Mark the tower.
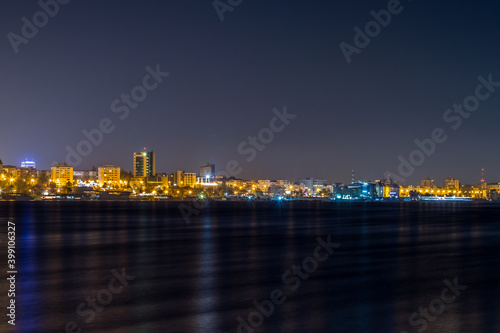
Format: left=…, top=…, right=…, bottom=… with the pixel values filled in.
left=133, top=150, right=156, bottom=177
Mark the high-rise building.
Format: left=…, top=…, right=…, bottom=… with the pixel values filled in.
left=98, top=165, right=121, bottom=187
left=21, top=160, right=36, bottom=169
left=133, top=151, right=155, bottom=177
left=199, top=163, right=215, bottom=178
left=51, top=163, right=74, bottom=188
left=19, top=160, right=37, bottom=178
left=444, top=177, right=460, bottom=190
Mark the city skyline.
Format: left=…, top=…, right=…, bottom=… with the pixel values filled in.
left=1, top=2, right=500, bottom=332
left=1, top=1, right=500, bottom=184
left=0, top=153, right=495, bottom=187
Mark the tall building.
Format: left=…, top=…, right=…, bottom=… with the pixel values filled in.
left=420, top=177, right=435, bottom=188
left=98, top=165, right=121, bottom=187
left=21, top=160, right=36, bottom=169
left=199, top=163, right=215, bottom=178
left=173, top=170, right=197, bottom=187
left=444, top=177, right=460, bottom=190
left=51, top=163, right=74, bottom=188
left=19, top=160, right=37, bottom=178
left=133, top=151, right=155, bottom=177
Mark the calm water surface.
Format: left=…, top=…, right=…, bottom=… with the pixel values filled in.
left=0, top=201, right=499, bottom=333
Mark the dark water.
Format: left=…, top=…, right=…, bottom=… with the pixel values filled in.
left=1, top=201, right=499, bottom=333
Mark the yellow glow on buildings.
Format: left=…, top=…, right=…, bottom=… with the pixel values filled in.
left=51, top=164, right=73, bottom=188
left=399, top=185, right=488, bottom=198
left=133, top=151, right=155, bottom=177
left=98, top=165, right=121, bottom=187
left=173, top=170, right=197, bottom=187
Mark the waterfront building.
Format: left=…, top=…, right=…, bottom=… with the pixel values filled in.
left=277, top=180, right=291, bottom=188
left=199, top=163, right=215, bottom=178
left=444, top=177, right=460, bottom=190
left=488, top=183, right=500, bottom=200
left=297, top=178, right=329, bottom=195
left=382, top=176, right=399, bottom=198
left=51, top=163, right=74, bottom=188
left=197, top=176, right=217, bottom=186
left=173, top=170, right=197, bottom=187
left=129, top=177, right=145, bottom=191
left=98, top=165, right=121, bottom=187
left=146, top=175, right=170, bottom=190
left=257, top=180, right=271, bottom=191
left=133, top=151, right=156, bottom=177
left=420, top=177, right=435, bottom=188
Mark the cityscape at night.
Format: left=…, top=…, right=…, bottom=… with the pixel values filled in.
left=0, top=154, right=499, bottom=201
left=1, top=1, right=500, bottom=333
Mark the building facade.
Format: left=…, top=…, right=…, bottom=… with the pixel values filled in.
left=73, top=170, right=98, bottom=183
left=98, top=165, right=121, bottom=187
left=51, top=164, right=74, bottom=188
left=173, top=170, right=197, bottom=187
left=420, top=177, right=435, bottom=188
left=199, top=163, right=215, bottom=178
left=133, top=151, right=156, bottom=177
left=21, top=160, right=36, bottom=169
left=444, top=177, right=460, bottom=190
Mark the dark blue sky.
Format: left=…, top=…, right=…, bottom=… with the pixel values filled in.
left=1, top=0, right=499, bottom=184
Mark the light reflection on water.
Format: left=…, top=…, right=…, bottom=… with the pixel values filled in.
left=0, top=201, right=499, bottom=333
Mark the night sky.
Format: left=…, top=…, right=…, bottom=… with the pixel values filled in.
left=1, top=0, right=499, bottom=184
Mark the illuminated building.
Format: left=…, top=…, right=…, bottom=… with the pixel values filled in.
left=199, top=163, right=215, bottom=178
left=98, top=165, right=121, bottom=187
left=129, top=177, right=145, bottom=190
left=146, top=175, right=171, bottom=189
left=461, top=184, right=483, bottom=198
left=197, top=176, right=217, bottom=186
left=488, top=183, right=500, bottom=200
left=19, top=159, right=37, bottom=178
left=297, top=178, right=329, bottom=195
left=444, top=177, right=460, bottom=190
left=382, top=175, right=399, bottom=198
left=346, top=182, right=362, bottom=198
left=2, top=164, right=18, bottom=176
left=420, top=177, right=435, bottom=188
left=21, top=160, right=36, bottom=169
left=73, top=170, right=98, bottom=182
left=277, top=180, right=291, bottom=188
left=257, top=180, right=272, bottom=191
left=173, top=170, right=197, bottom=187
left=51, top=163, right=74, bottom=188
left=133, top=150, right=156, bottom=177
